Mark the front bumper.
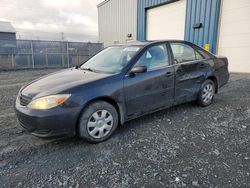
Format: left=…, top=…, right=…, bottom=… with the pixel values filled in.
left=15, top=102, right=81, bottom=138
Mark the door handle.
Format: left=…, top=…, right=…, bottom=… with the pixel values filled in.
left=199, top=63, right=206, bottom=68
left=165, top=71, right=173, bottom=77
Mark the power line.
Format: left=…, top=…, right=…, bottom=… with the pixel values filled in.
left=15, top=28, right=97, bottom=37
left=0, top=17, right=98, bottom=30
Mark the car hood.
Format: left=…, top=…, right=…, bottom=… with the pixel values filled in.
left=21, top=68, right=111, bottom=99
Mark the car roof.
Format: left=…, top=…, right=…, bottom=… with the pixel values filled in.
left=109, top=40, right=216, bottom=58
left=112, top=40, right=187, bottom=47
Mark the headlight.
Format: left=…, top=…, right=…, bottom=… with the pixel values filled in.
left=27, top=94, right=71, bottom=110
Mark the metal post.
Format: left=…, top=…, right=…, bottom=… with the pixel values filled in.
left=8, top=55, right=11, bottom=69
left=45, top=53, right=48, bottom=68
left=66, top=42, right=70, bottom=67
left=30, top=41, right=35, bottom=69
left=11, top=54, right=15, bottom=68
left=77, top=55, right=80, bottom=65
left=61, top=54, right=64, bottom=67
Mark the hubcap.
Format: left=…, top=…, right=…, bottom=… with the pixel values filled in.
left=202, top=83, right=214, bottom=103
left=87, top=110, right=113, bottom=139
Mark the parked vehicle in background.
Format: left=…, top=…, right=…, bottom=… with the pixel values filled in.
left=15, top=40, right=229, bottom=143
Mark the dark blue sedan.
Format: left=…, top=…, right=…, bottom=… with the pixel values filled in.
left=15, top=40, right=229, bottom=143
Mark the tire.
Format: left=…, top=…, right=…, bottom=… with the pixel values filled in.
left=197, top=79, right=215, bottom=107
left=78, top=101, right=118, bottom=143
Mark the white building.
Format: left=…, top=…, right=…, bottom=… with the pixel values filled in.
left=98, top=0, right=250, bottom=73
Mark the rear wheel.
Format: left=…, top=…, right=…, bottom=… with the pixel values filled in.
left=197, top=79, right=215, bottom=107
left=78, top=101, right=118, bottom=143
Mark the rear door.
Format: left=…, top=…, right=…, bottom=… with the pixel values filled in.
left=169, top=42, right=209, bottom=104
left=124, top=43, right=175, bottom=118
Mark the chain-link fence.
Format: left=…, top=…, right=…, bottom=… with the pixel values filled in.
left=0, top=40, right=103, bottom=70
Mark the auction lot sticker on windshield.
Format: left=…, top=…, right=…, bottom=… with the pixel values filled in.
left=123, top=47, right=140, bottom=52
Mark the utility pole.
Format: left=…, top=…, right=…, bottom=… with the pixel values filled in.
left=61, top=32, right=65, bottom=41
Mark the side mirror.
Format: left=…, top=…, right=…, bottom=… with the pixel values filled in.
left=174, top=59, right=179, bottom=64
left=129, top=66, right=147, bottom=76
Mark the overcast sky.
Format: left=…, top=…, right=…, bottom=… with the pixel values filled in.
left=0, top=0, right=103, bottom=42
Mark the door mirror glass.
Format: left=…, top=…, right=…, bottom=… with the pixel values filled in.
left=129, top=66, right=147, bottom=75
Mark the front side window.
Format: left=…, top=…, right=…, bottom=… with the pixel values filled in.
left=135, top=44, right=169, bottom=71
left=170, top=43, right=204, bottom=64
left=81, top=46, right=141, bottom=73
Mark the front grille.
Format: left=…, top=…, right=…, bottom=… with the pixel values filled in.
left=19, top=94, right=32, bottom=106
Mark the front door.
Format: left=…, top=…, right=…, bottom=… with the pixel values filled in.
left=124, top=43, right=175, bottom=118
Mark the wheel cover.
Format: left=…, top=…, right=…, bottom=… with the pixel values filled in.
left=202, top=83, right=214, bottom=103
left=87, top=110, right=113, bottom=139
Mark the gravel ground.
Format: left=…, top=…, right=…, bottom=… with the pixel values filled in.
left=0, top=69, right=249, bottom=188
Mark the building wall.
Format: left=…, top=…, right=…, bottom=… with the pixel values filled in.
left=137, top=0, right=221, bottom=54
left=98, top=0, right=249, bottom=72
left=185, top=0, right=221, bottom=54
left=98, top=0, right=137, bottom=47
left=0, top=32, right=16, bottom=40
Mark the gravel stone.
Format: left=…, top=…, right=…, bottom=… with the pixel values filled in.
left=0, top=70, right=249, bottom=187
left=192, top=181, right=199, bottom=186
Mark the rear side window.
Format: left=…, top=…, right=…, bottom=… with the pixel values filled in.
left=196, top=48, right=212, bottom=59
left=135, top=44, right=169, bottom=71
left=170, top=43, right=204, bottom=64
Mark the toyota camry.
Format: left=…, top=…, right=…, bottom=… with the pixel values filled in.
left=15, top=40, right=229, bottom=143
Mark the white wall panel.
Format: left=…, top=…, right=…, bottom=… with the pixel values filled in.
left=98, top=0, right=137, bottom=47
left=218, top=0, right=250, bottom=72
left=146, top=0, right=186, bottom=40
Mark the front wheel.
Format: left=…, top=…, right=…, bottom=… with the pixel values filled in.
left=78, top=101, right=118, bottom=143
left=197, top=79, right=215, bottom=107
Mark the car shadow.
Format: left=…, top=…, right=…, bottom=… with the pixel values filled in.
left=29, top=100, right=210, bottom=149
left=114, top=101, right=198, bottom=136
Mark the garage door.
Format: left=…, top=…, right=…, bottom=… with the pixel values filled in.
left=146, top=0, right=186, bottom=40
left=218, top=0, right=250, bottom=73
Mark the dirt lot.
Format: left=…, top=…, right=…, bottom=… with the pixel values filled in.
left=0, top=69, right=249, bottom=187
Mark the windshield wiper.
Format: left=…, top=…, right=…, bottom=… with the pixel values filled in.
left=80, top=67, right=109, bottom=74
left=80, top=67, right=95, bottom=72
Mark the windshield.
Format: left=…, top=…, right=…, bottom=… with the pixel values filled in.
left=80, top=46, right=141, bottom=73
